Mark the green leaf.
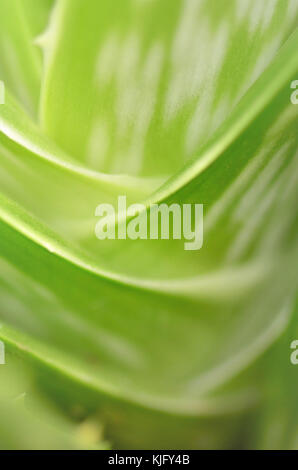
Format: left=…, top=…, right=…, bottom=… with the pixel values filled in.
left=0, top=357, right=108, bottom=449
left=0, top=0, right=297, bottom=449
left=41, top=0, right=297, bottom=176
left=0, top=0, right=50, bottom=116
left=252, top=305, right=298, bottom=450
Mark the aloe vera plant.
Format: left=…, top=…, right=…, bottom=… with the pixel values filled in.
left=0, top=0, right=297, bottom=450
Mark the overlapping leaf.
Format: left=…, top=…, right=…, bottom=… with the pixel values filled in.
left=0, top=0, right=297, bottom=449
